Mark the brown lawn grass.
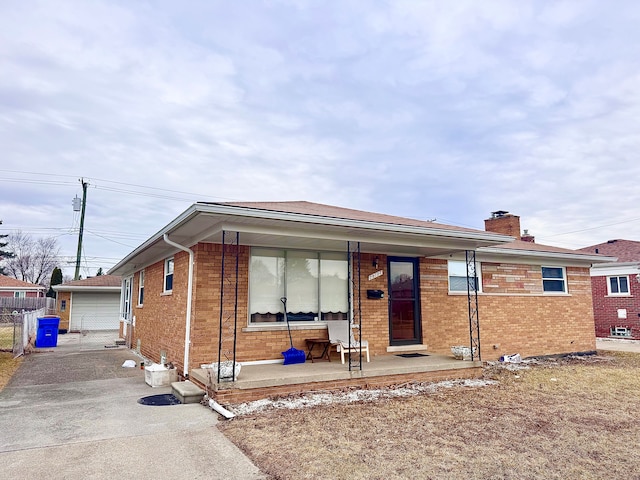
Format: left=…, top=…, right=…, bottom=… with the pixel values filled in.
left=219, top=351, right=640, bottom=480
left=0, top=324, right=14, bottom=350
left=0, top=352, right=22, bottom=391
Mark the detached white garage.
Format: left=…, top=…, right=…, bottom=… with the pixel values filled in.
left=53, top=275, right=122, bottom=332
left=68, top=291, right=120, bottom=331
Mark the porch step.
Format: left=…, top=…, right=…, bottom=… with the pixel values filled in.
left=386, top=344, right=428, bottom=353
left=171, top=380, right=205, bottom=404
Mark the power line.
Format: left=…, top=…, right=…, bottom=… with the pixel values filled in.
left=0, top=169, right=239, bottom=202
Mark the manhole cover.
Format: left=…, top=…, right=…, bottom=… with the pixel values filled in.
left=138, top=394, right=182, bottom=406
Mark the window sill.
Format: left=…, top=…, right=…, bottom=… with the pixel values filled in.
left=606, top=294, right=632, bottom=298
left=243, top=323, right=328, bottom=333
left=161, top=291, right=172, bottom=296
left=136, top=304, right=143, bottom=308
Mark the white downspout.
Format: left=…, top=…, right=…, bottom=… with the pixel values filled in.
left=163, top=234, right=194, bottom=378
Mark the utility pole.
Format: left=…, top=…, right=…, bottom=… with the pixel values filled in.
left=74, top=179, right=88, bottom=280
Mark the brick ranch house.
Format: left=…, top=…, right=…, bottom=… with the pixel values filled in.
left=109, top=202, right=609, bottom=402
left=0, top=275, right=46, bottom=298
left=578, top=239, right=640, bottom=339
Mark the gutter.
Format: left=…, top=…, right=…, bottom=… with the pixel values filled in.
left=163, top=234, right=194, bottom=378
left=478, top=246, right=616, bottom=264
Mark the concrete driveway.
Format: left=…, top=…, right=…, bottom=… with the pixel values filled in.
left=0, top=337, right=264, bottom=480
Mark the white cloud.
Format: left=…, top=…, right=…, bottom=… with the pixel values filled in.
left=2, top=0, right=640, bottom=276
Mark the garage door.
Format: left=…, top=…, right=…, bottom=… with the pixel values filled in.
left=70, top=292, right=121, bottom=331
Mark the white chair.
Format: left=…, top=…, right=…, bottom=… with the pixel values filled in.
left=326, top=321, right=370, bottom=364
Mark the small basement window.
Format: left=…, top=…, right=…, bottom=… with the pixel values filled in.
left=611, top=326, right=632, bottom=337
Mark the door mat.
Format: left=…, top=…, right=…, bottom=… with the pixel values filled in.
left=395, top=353, right=429, bottom=358
left=138, top=394, right=182, bottom=406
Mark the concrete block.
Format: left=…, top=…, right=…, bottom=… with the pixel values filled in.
left=171, top=380, right=205, bottom=404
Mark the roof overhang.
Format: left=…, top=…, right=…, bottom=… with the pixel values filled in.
left=474, top=246, right=617, bottom=267
left=109, top=203, right=514, bottom=276
left=52, top=285, right=121, bottom=293
left=0, top=286, right=45, bottom=291
left=589, top=261, right=640, bottom=277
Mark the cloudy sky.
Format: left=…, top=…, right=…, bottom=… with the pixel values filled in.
left=2, top=0, right=640, bottom=279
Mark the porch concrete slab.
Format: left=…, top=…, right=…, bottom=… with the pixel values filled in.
left=191, top=352, right=480, bottom=391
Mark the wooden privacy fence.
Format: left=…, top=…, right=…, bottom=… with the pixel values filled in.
left=0, top=297, right=48, bottom=313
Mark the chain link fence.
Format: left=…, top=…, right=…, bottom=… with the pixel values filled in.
left=0, top=308, right=42, bottom=357
left=78, top=319, right=122, bottom=351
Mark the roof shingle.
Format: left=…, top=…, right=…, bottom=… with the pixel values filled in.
left=0, top=275, right=45, bottom=289
left=578, top=239, right=640, bottom=263
left=60, top=275, right=122, bottom=288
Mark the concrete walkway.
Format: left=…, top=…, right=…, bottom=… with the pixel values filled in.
left=0, top=342, right=265, bottom=479
left=596, top=337, right=640, bottom=353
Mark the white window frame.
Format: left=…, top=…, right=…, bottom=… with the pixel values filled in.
left=121, top=276, right=133, bottom=321
left=448, top=260, right=482, bottom=293
left=14, top=291, right=26, bottom=298
left=164, top=258, right=174, bottom=293
left=607, top=275, right=630, bottom=296
left=138, top=270, right=145, bottom=306
left=541, top=266, right=567, bottom=293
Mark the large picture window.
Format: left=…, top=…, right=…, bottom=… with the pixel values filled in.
left=542, top=266, right=566, bottom=293
left=249, top=248, right=348, bottom=323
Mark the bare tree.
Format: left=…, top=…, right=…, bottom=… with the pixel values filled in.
left=3, top=231, right=61, bottom=286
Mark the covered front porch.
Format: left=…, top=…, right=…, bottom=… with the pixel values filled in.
left=189, top=351, right=482, bottom=405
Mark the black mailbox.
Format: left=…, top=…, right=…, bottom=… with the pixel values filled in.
left=367, top=289, right=384, bottom=299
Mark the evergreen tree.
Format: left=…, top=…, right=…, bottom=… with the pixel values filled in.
left=0, top=220, right=14, bottom=276
left=47, top=267, right=63, bottom=298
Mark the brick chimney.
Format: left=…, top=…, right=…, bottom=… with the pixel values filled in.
left=521, top=229, right=535, bottom=243
left=484, top=211, right=521, bottom=239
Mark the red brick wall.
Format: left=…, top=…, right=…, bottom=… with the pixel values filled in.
left=422, top=260, right=595, bottom=360
left=129, top=251, right=189, bottom=369
left=591, top=275, right=640, bottom=339
left=130, top=243, right=597, bottom=372
left=359, top=252, right=389, bottom=354
left=482, top=263, right=543, bottom=295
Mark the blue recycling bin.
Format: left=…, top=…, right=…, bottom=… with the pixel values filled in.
left=36, top=316, right=60, bottom=348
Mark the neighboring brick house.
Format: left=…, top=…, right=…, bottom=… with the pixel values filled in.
left=109, top=202, right=609, bottom=383
left=53, top=275, right=122, bottom=332
left=578, top=240, right=640, bottom=339
left=0, top=275, right=45, bottom=298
